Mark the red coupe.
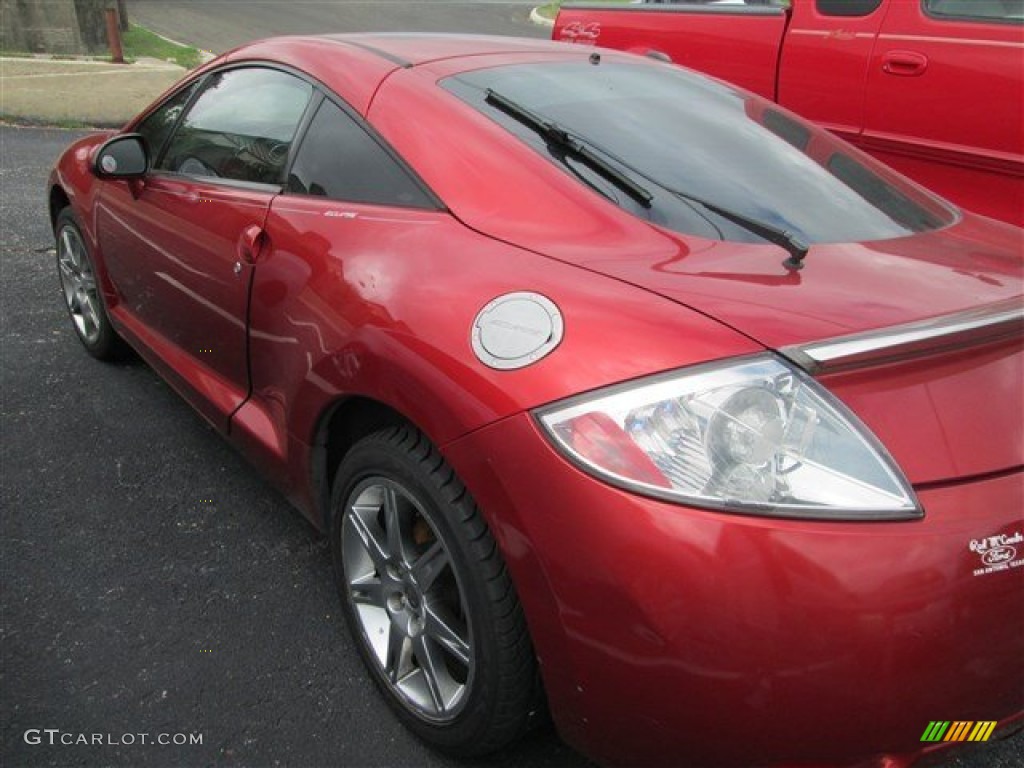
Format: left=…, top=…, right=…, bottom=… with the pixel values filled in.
left=48, top=34, right=1023, bottom=768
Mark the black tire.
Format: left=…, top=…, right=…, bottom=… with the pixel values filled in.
left=330, top=425, right=539, bottom=756
left=54, top=207, right=126, bottom=361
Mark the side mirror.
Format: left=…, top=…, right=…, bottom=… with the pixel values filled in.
left=94, top=134, right=148, bottom=178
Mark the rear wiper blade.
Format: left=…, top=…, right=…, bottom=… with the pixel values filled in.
left=485, top=88, right=807, bottom=269
left=670, top=188, right=809, bottom=270
left=484, top=88, right=653, bottom=208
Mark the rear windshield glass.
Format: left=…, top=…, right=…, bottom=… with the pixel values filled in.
left=442, top=61, right=954, bottom=245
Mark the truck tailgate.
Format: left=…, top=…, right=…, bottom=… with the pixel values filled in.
left=553, top=2, right=788, bottom=99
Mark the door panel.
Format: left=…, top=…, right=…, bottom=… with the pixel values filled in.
left=554, top=5, right=788, bottom=99
left=97, top=176, right=274, bottom=428
left=96, top=65, right=315, bottom=429
left=778, top=0, right=889, bottom=139
left=863, top=1, right=1024, bottom=220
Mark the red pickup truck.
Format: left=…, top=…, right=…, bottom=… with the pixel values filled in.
left=554, top=0, right=1024, bottom=226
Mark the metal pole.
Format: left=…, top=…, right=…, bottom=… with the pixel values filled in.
left=105, top=7, right=124, bottom=63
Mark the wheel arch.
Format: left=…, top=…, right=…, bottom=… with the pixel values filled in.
left=49, top=184, right=71, bottom=231
left=285, top=324, right=515, bottom=534
left=311, top=395, right=411, bottom=531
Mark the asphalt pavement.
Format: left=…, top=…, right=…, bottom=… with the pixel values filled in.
left=0, top=126, right=588, bottom=767
left=130, top=0, right=547, bottom=54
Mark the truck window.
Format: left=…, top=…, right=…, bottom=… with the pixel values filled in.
left=642, top=1, right=786, bottom=4
left=923, top=0, right=1024, bottom=23
left=816, top=0, right=883, bottom=16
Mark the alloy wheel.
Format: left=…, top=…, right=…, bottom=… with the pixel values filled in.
left=342, top=477, right=474, bottom=722
left=57, top=225, right=102, bottom=345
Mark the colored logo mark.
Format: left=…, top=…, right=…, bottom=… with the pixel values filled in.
left=921, top=721, right=997, bottom=742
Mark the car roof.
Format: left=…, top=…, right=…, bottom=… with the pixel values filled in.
left=239, top=33, right=574, bottom=69
left=323, top=33, right=574, bottom=67
left=220, top=33, right=577, bottom=115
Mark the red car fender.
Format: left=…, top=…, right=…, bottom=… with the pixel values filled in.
left=240, top=194, right=763, bottom=529
left=50, top=134, right=117, bottom=303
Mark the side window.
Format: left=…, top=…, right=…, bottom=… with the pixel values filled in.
left=923, top=0, right=1024, bottom=23
left=827, top=152, right=942, bottom=230
left=135, top=82, right=198, bottom=165
left=286, top=99, right=434, bottom=209
left=161, top=68, right=313, bottom=184
left=816, top=0, right=883, bottom=16
left=762, top=108, right=811, bottom=151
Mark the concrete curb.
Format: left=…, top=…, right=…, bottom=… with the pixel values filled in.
left=530, top=6, right=556, bottom=28
left=0, top=55, right=183, bottom=71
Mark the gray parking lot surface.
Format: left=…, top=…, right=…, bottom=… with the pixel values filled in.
left=130, top=0, right=547, bottom=54
left=0, top=125, right=588, bottom=767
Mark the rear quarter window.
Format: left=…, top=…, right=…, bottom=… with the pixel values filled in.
left=285, top=99, right=435, bottom=209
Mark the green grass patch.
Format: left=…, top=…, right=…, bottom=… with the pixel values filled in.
left=536, top=0, right=633, bottom=22
left=122, top=24, right=201, bottom=69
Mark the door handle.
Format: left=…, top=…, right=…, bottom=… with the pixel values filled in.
left=237, top=224, right=266, bottom=265
left=882, top=50, right=928, bottom=77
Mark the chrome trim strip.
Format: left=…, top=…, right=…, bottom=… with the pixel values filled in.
left=878, top=33, right=1024, bottom=50
left=781, top=297, right=1024, bottom=375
